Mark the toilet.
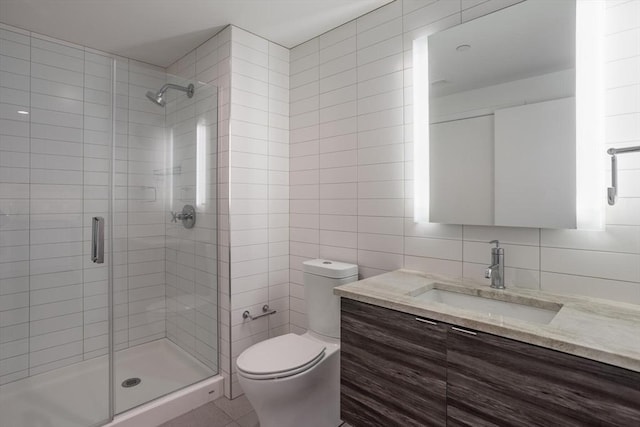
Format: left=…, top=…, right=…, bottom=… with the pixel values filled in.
left=236, top=259, right=358, bottom=427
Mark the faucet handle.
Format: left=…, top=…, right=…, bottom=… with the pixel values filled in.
left=489, top=239, right=500, bottom=248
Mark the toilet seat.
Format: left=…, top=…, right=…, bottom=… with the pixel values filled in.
left=237, top=333, right=326, bottom=380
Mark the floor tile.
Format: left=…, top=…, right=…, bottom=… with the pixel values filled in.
left=163, top=395, right=257, bottom=427
left=158, top=401, right=233, bottom=427
left=236, top=410, right=260, bottom=427
left=191, top=402, right=234, bottom=427
left=214, top=395, right=255, bottom=419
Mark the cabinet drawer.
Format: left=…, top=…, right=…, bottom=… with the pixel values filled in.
left=447, top=327, right=640, bottom=426
left=341, top=299, right=447, bottom=427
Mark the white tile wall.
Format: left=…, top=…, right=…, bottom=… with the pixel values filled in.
left=168, top=25, right=232, bottom=397
left=289, top=0, right=640, bottom=334
left=0, top=25, right=31, bottom=385
left=168, top=25, right=290, bottom=399
left=124, top=60, right=168, bottom=351
left=0, top=24, right=172, bottom=385
left=163, top=77, right=219, bottom=372
left=0, top=25, right=118, bottom=384
left=227, top=26, right=290, bottom=398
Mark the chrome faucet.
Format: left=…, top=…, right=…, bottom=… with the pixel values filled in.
left=485, top=240, right=505, bottom=289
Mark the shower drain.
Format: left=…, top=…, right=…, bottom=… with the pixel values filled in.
left=121, top=377, right=141, bottom=388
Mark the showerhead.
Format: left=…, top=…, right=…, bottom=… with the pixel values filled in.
left=146, top=90, right=166, bottom=107
left=145, top=83, right=194, bottom=107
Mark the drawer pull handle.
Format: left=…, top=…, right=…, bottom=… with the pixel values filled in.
left=451, top=326, right=477, bottom=336
left=415, top=318, right=437, bottom=325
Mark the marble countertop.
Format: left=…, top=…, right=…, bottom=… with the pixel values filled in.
left=334, top=269, right=640, bottom=372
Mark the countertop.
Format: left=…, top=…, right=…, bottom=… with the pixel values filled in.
left=334, top=269, right=640, bottom=373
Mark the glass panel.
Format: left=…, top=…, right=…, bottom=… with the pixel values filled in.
left=114, top=72, right=218, bottom=414
left=0, top=29, right=113, bottom=426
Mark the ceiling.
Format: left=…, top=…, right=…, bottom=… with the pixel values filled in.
left=0, top=0, right=392, bottom=67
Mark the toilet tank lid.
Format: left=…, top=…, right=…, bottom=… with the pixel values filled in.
left=303, top=259, right=358, bottom=279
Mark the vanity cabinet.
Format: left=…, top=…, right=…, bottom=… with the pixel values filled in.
left=447, top=327, right=640, bottom=426
left=341, top=299, right=640, bottom=427
left=340, top=298, right=447, bottom=426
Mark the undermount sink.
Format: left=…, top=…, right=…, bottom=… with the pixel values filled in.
left=412, top=288, right=561, bottom=325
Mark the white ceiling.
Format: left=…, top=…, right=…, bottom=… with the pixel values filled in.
left=0, top=0, right=392, bottom=67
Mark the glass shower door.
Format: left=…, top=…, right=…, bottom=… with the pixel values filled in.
left=0, top=28, right=113, bottom=427
left=113, top=71, right=218, bottom=414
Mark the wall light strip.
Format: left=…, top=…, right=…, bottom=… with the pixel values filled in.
left=413, top=36, right=430, bottom=223
left=196, top=120, right=207, bottom=208
left=576, top=0, right=605, bottom=230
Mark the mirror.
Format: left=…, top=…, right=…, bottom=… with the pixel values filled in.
left=427, top=0, right=577, bottom=228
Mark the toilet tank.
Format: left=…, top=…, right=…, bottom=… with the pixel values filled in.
left=303, top=259, right=358, bottom=339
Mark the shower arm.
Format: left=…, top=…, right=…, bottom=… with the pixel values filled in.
left=158, top=83, right=194, bottom=98
left=607, top=145, right=640, bottom=205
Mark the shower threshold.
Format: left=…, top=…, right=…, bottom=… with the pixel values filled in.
left=0, top=339, right=216, bottom=427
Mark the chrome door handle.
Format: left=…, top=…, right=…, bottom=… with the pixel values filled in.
left=91, top=217, right=104, bottom=264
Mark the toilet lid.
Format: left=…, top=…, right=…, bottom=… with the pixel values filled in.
left=237, top=333, right=326, bottom=377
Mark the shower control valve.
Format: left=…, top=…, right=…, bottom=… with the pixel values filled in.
left=171, top=204, right=196, bottom=229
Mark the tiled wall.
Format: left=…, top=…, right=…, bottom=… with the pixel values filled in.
left=168, top=26, right=234, bottom=396
left=289, top=0, right=640, bottom=332
left=227, top=27, right=290, bottom=398
left=0, top=25, right=109, bottom=384
left=0, top=23, right=171, bottom=385
left=169, top=25, right=290, bottom=399
left=118, top=60, right=168, bottom=352
left=163, top=76, right=219, bottom=371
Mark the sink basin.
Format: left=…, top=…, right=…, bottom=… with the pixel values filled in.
left=413, top=288, right=560, bottom=324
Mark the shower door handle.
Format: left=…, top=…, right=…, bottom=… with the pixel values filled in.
left=91, top=217, right=104, bottom=264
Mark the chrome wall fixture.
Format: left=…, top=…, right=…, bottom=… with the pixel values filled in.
left=242, top=305, right=277, bottom=321
left=146, top=83, right=194, bottom=107
left=607, top=146, right=640, bottom=205
left=485, top=240, right=505, bottom=289
left=171, top=204, right=196, bottom=229
left=91, top=216, right=105, bottom=263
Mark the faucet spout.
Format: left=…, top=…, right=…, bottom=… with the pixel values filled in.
left=486, top=241, right=505, bottom=289
left=485, top=264, right=498, bottom=279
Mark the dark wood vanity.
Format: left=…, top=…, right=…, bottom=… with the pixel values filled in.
left=341, top=298, right=640, bottom=427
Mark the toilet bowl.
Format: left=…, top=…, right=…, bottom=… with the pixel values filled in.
left=236, top=259, right=358, bottom=427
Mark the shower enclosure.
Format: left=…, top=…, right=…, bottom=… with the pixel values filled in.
left=0, top=26, right=219, bottom=427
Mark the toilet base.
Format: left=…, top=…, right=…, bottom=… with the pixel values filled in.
left=238, top=335, right=340, bottom=427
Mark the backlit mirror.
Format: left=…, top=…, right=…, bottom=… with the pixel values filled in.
left=426, top=0, right=580, bottom=228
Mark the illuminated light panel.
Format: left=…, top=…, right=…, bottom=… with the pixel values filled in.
left=413, top=36, right=430, bottom=223
left=576, top=0, right=605, bottom=230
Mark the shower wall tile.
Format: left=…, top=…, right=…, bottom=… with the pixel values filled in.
left=0, top=27, right=122, bottom=383
left=164, top=79, right=218, bottom=371
left=226, top=26, right=290, bottom=399
left=126, top=60, right=167, bottom=350
left=28, top=36, right=86, bottom=376
left=167, top=25, right=227, bottom=394
left=0, top=24, right=170, bottom=385
left=83, top=50, right=114, bottom=360
left=0, top=26, right=30, bottom=385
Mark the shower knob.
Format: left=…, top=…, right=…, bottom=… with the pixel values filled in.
left=171, top=205, right=196, bottom=229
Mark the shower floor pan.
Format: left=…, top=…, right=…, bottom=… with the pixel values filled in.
left=0, top=339, right=215, bottom=427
